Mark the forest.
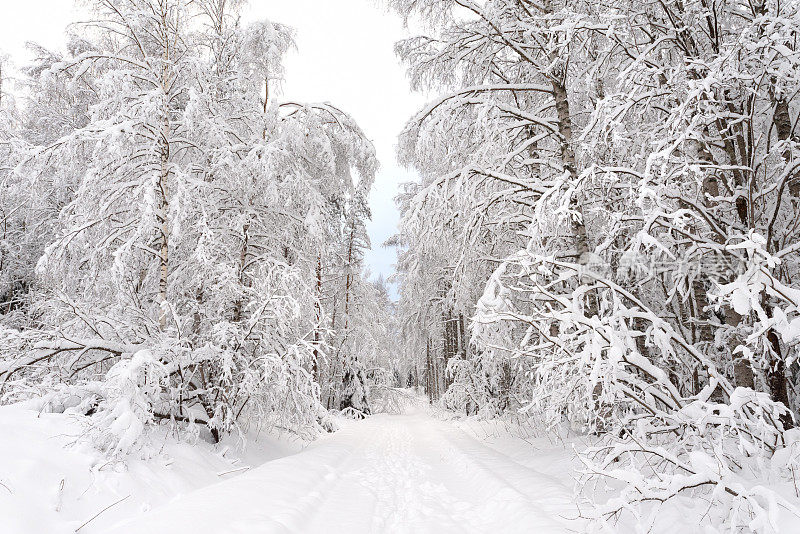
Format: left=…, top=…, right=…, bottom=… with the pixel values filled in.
left=2, top=0, right=800, bottom=532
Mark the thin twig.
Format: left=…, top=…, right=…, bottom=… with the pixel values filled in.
left=217, top=465, right=250, bottom=477
left=74, top=494, right=130, bottom=532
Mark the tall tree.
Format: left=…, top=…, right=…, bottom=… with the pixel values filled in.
left=391, top=0, right=800, bottom=530
left=1, top=0, right=378, bottom=447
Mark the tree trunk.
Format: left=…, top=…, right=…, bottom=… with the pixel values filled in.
left=156, top=104, right=170, bottom=330
left=232, top=222, right=249, bottom=322
left=458, top=313, right=467, bottom=359
left=442, top=311, right=458, bottom=391
left=550, top=76, right=590, bottom=261
left=767, top=328, right=793, bottom=428
left=156, top=15, right=171, bottom=331
left=425, top=338, right=434, bottom=401
left=774, top=96, right=800, bottom=197
left=312, top=253, right=322, bottom=382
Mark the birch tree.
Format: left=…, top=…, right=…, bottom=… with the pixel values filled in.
left=1, top=0, right=378, bottom=448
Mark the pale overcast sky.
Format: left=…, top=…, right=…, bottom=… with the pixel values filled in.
left=0, top=0, right=423, bottom=297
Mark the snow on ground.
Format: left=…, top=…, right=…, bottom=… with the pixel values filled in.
left=451, top=417, right=800, bottom=533
left=0, top=393, right=587, bottom=534
left=106, top=401, right=581, bottom=534
left=9, top=394, right=800, bottom=533
left=0, top=405, right=303, bottom=534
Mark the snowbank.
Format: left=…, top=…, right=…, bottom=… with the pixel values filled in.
left=0, top=405, right=302, bottom=533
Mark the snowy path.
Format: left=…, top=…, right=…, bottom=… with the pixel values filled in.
left=109, top=409, right=578, bottom=534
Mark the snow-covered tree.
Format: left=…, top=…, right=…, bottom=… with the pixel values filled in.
left=1, top=0, right=378, bottom=448
left=391, top=0, right=800, bottom=530
left=0, top=55, right=31, bottom=320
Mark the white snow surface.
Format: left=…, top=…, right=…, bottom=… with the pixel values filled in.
left=12, top=393, right=800, bottom=533
left=0, top=404, right=302, bottom=534
left=107, top=404, right=579, bottom=533
left=1, top=397, right=582, bottom=533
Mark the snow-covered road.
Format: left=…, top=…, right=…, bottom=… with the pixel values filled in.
left=109, top=409, right=578, bottom=534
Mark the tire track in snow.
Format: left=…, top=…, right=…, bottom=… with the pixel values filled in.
left=345, top=417, right=484, bottom=534
left=430, top=421, right=579, bottom=530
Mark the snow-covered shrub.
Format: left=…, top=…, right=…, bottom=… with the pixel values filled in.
left=712, top=233, right=800, bottom=417
left=442, top=355, right=521, bottom=418
left=772, top=429, right=800, bottom=490
left=87, top=350, right=167, bottom=455
left=470, top=248, right=800, bottom=531
left=368, top=385, right=418, bottom=415
left=0, top=326, right=46, bottom=403
left=583, top=390, right=795, bottom=533
left=340, top=364, right=371, bottom=417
